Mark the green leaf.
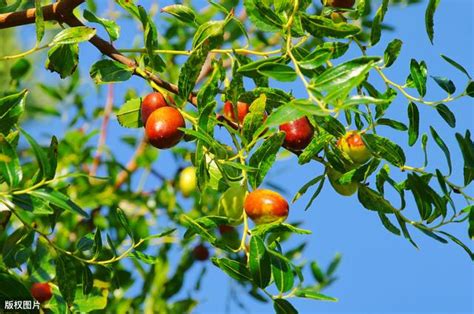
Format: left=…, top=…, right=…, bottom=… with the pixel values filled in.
left=383, top=39, right=402, bottom=68
left=239, top=87, right=292, bottom=111
left=362, top=134, right=406, bottom=167
left=310, top=261, right=325, bottom=283
left=0, top=134, right=22, bottom=187
left=257, top=63, right=297, bottom=82
left=181, top=215, right=218, bottom=243
left=294, top=288, right=338, bottom=302
left=293, top=175, right=324, bottom=203
left=242, top=94, right=267, bottom=143
left=178, top=45, right=211, bottom=99
left=409, top=59, right=427, bottom=97
left=237, top=56, right=286, bottom=79
left=298, top=132, right=332, bottom=165
left=425, top=0, right=440, bottom=44
left=138, top=6, right=165, bottom=72
left=117, top=98, right=142, bottom=128
left=407, top=173, right=446, bottom=220
left=395, top=212, right=418, bottom=249
left=211, top=257, right=252, bottom=282
left=115, top=0, right=140, bottom=19
left=90, top=60, right=133, bottom=84
left=252, top=222, right=311, bottom=238
left=309, top=56, right=380, bottom=103
left=358, top=185, right=397, bottom=214
left=378, top=213, right=401, bottom=236
left=326, top=253, right=341, bottom=276
left=304, top=176, right=326, bottom=211
left=301, top=13, right=361, bottom=38
left=198, top=61, right=223, bottom=112
left=50, top=26, right=96, bottom=46
left=298, top=48, right=332, bottom=70
left=0, top=272, right=31, bottom=300
left=10, top=58, right=31, bottom=80
left=273, top=299, right=298, bottom=314
left=20, top=129, right=53, bottom=182
left=192, top=20, right=225, bottom=49
left=92, top=228, right=102, bottom=259
left=30, top=188, right=89, bottom=217
left=431, top=76, right=455, bottom=94
left=466, top=81, right=474, bottom=97
left=370, top=0, right=389, bottom=45
left=131, top=251, right=159, bottom=264
left=455, top=131, right=474, bottom=186
left=161, top=4, right=199, bottom=26
left=83, top=9, right=120, bottom=41
left=46, top=44, right=79, bottom=79
left=467, top=205, right=474, bottom=239
left=435, top=104, right=456, bottom=128
left=407, top=102, right=419, bottom=146
left=248, top=132, right=285, bottom=188
left=34, top=0, right=44, bottom=43
left=377, top=118, right=407, bottom=131
left=249, top=236, right=271, bottom=288
left=270, top=253, right=294, bottom=293
left=438, top=231, right=474, bottom=261
left=440, top=54, right=471, bottom=79
left=0, top=89, right=27, bottom=134
left=72, top=285, right=108, bottom=312
left=56, top=254, right=78, bottom=304
left=243, top=0, right=283, bottom=32
left=430, top=126, right=452, bottom=174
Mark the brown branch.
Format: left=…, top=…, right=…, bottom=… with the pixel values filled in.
left=90, top=84, right=114, bottom=176
left=0, top=0, right=198, bottom=106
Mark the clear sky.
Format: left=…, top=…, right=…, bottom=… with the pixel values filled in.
left=20, top=0, right=473, bottom=313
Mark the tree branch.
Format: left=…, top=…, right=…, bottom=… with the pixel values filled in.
left=0, top=0, right=198, bottom=106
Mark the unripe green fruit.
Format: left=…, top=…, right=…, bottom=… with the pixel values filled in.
left=337, top=131, right=372, bottom=164
left=30, top=282, right=53, bottom=303
left=218, top=185, right=246, bottom=225
left=179, top=166, right=197, bottom=197
left=145, top=107, right=185, bottom=149
left=327, top=167, right=358, bottom=196
left=244, top=189, right=289, bottom=225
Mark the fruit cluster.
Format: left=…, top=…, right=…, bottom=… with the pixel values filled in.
left=146, top=93, right=372, bottom=226
left=141, top=92, right=185, bottom=149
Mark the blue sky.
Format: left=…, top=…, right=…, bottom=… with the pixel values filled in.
left=19, top=0, right=473, bottom=313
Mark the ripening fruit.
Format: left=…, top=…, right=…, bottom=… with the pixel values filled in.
left=179, top=166, right=197, bottom=197
left=337, top=131, right=372, bottom=164
left=324, top=0, right=356, bottom=9
left=279, top=117, right=314, bottom=151
left=327, top=167, right=358, bottom=196
left=30, top=282, right=53, bottom=303
left=145, top=107, right=185, bottom=149
left=141, top=92, right=170, bottom=125
left=223, top=101, right=250, bottom=124
left=192, top=244, right=209, bottom=261
left=244, top=189, right=289, bottom=225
